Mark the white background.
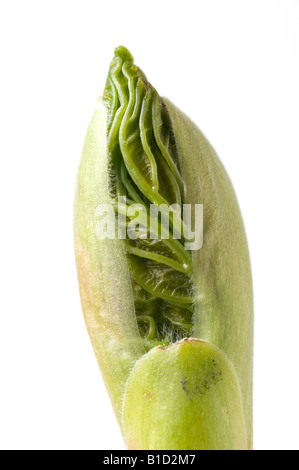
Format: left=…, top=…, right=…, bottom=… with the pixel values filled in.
left=0, top=0, right=298, bottom=450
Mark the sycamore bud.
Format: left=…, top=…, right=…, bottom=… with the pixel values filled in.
left=74, top=46, right=253, bottom=450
